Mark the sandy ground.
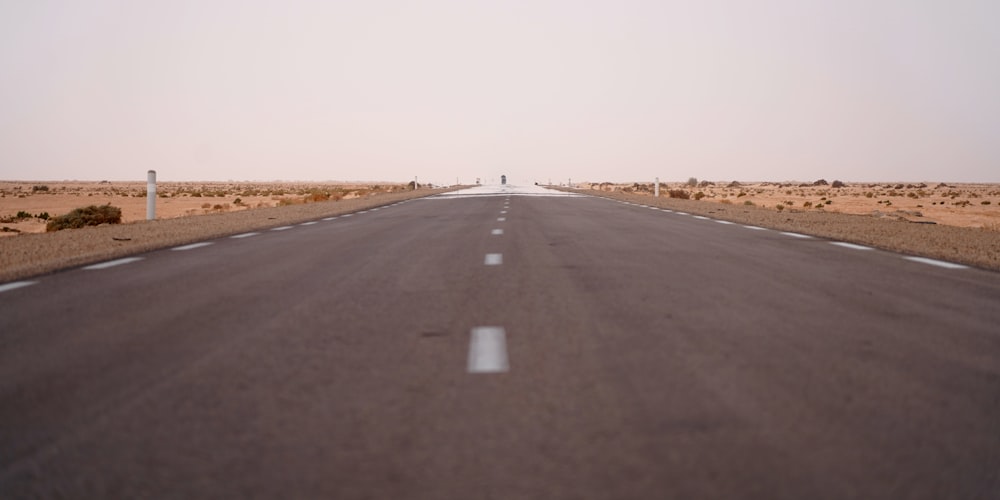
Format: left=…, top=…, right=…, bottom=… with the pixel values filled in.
left=568, top=185, right=999, bottom=272
left=583, top=181, right=1000, bottom=229
left=0, top=183, right=452, bottom=282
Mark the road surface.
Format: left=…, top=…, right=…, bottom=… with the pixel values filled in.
left=2, top=184, right=999, bottom=499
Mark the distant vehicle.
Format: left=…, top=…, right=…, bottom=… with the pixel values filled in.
left=501, top=175, right=507, bottom=185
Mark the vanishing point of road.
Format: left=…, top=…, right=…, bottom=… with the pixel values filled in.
left=1, top=184, right=998, bottom=499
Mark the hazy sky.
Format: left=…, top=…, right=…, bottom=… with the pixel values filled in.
left=2, top=0, right=998, bottom=184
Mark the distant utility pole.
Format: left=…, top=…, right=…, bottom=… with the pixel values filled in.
left=655, top=177, right=660, bottom=197
left=146, top=170, right=156, bottom=220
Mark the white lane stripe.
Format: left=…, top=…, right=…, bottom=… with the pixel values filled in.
left=468, top=327, right=509, bottom=373
left=830, top=242, right=873, bottom=251
left=743, top=225, right=767, bottom=230
left=497, top=217, right=506, bottom=222
left=692, top=215, right=710, bottom=220
left=716, top=220, right=735, bottom=225
left=322, top=217, right=338, bottom=221
left=172, top=242, right=213, bottom=251
left=0, top=281, right=37, bottom=293
left=84, top=257, right=143, bottom=270
left=271, top=226, right=294, bottom=231
left=663, top=209, right=674, bottom=213
left=484, top=253, right=503, bottom=265
left=341, top=214, right=353, bottom=217
left=300, top=221, right=318, bottom=226
left=780, top=231, right=813, bottom=239
left=675, top=212, right=689, bottom=215
left=358, top=210, right=369, bottom=214
left=230, top=232, right=260, bottom=239
left=903, top=256, right=969, bottom=269
left=491, top=229, right=503, bottom=235
left=500, top=210, right=508, bottom=214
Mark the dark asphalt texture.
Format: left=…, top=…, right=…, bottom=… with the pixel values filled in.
left=1, top=188, right=999, bottom=499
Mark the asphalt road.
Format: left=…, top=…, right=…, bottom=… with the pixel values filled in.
left=2, top=184, right=999, bottom=499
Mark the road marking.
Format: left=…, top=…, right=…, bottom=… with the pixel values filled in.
left=84, top=257, right=143, bottom=270
left=500, top=210, right=508, bottom=214
left=271, top=226, right=294, bottom=231
left=903, top=256, right=968, bottom=269
left=230, top=232, right=260, bottom=239
left=358, top=210, right=368, bottom=214
left=692, top=215, right=709, bottom=220
left=716, top=220, right=735, bottom=225
left=675, top=211, right=689, bottom=215
left=780, top=231, right=813, bottom=239
left=663, top=209, right=674, bottom=213
left=497, top=217, right=506, bottom=222
left=300, top=221, right=318, bottom=226
left=172, top=242, right=213, bottom=251
left=743, top=225, right=767, bottom=230
left=342, top=214, right=353, bottom=217
left=0, top=281, right=37, bottom=293
left=492, top=229, right=503, bottom=235
left=830, top=242, right=873, bottom=251
left=484, top=253, right=503, bottom=265
left=370, top=208, right=380, bottom=211
left=322, top=217, right=338, bottom=221
left=468, top=327, right=509, bottom=373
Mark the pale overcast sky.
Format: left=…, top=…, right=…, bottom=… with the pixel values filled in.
left=1, top=0, right=997, bottom=184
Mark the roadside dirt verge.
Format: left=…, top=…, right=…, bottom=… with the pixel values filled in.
left=574, top=189, right=1000, bottom=273
left=0, top=188, right=451, bottom=283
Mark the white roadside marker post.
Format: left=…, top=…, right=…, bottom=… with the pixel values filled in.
left=146, top=170, right=156, bottom=220
left=655, top=177, right=660, bottom=197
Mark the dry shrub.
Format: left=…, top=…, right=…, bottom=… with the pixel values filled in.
left=668, top=189, right=690, bottom=199
left=46, top=205, right=122, bottom=232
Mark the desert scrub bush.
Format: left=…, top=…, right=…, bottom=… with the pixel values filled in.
left=46, top=205, right=122, bottom=232
left=776, top=204, right=785, bottom=212
left=743, top=200, right=754, bottom=206
left=668, top=189, right=690, bottom=199
left=32, top=185, right=50, bottom=192
left=693, top=191, right=706, bottom=200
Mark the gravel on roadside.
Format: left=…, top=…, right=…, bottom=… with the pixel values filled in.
left=0, top=188, right=452, bottom=283
left=573, top=189, right=1000, bottom=273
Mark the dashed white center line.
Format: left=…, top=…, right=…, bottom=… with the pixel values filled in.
left=172, top=242, right=213, bottom=251
left=84, top=257, right=143, bottom=270
left=491, top=229, right=503, bottom=235
left=468, top=326, right=509, bottom=373
left=676, top=211, right=689, bottom=215
left=484, top=253, right=503, bottom=266
left=903, top=256, right=969, bottom=269
left=271, top=226, right=294, bottom=231
left=500, top=210, right=508, bottom=214
left=0, top=281, right=37, bottom=293
left=780, top=231, right=813, bottom=239
left=322, top=217, right=338, bottom=221
left=497, top=217, right=506, bottom=222
left=299, top=221, right=318, bottom=226
left=341, top=214, right=353, bottom=217
left=230, top=232, right=260, bottom=239
left=830, top=242, right=873, bottom=251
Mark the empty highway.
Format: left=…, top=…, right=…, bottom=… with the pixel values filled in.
left=1, top=184, right=998, bottom=499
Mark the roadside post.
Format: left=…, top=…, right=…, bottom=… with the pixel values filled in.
left=146, top=170, right=156, bottom=220
left=655, top=177, right=660, bottom=197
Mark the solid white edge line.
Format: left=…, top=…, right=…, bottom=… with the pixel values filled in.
left=0, top=281, right=38, bottom=293
left=468, top=326, right=509, bottom=373
left=830, top=242, right=873, bottom=251
left=484, top=253, right=503, bottom=265
left=491, top=229, right=503, bottom=235
left=84, top=257, right=143, bottom=270
left=780, top=231, right=813, bottom=239
left=271, top=226, right=294, bottom=231
left=172, top=242, right=214, bottom=251
left=903, top=256, right=969, bottom=269
left=230, top=232, right=260, bottom=239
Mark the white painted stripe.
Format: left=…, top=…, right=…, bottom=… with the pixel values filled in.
left=675, top=212, right=689, bottom=215
left=84, top=257, right=143, bottom=270
left=903, top=256, right=969, bottom=269
left=370, top=208, right=380, bottom=211
left=484, top=253, right=503, bottom=265
left=468, top=327, right=509, bottom=373
left=743, top=225, right=767, bottom=230
left=300, top=221, right=318, bottom=226
left=500, top=210, right=507, bottom=214
left=780, top=231, right=813, bottom=239
left=716, top=220, right=735, bottom=225
left=497, top=217, right=506, bottom=222
left=341, top=214, right=353, bottom=217
left=322, top=217, right=338, bottom=221
left=692, top=215, right=710, bottom=220
left=663, top=209, right=674, bottom=213
left=271, top=226, right=294, bottom=231
left=830, top=242, right=873, bottom=251
left=172, top=242, right=213, bottom=251
left=649, top=206, right=659, bottom=210
left=491, top=229, right=503, bottom=235
left=230, top=232, right=260, bottom=239
left=0, top=281, right=37, bottom=293
left=358, top=210, right=368, bottom=214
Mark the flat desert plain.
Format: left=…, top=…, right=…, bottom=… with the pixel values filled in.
left=0, top=181, right=411, bottom=235
left=583, top=181, right=1000, bottom=229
